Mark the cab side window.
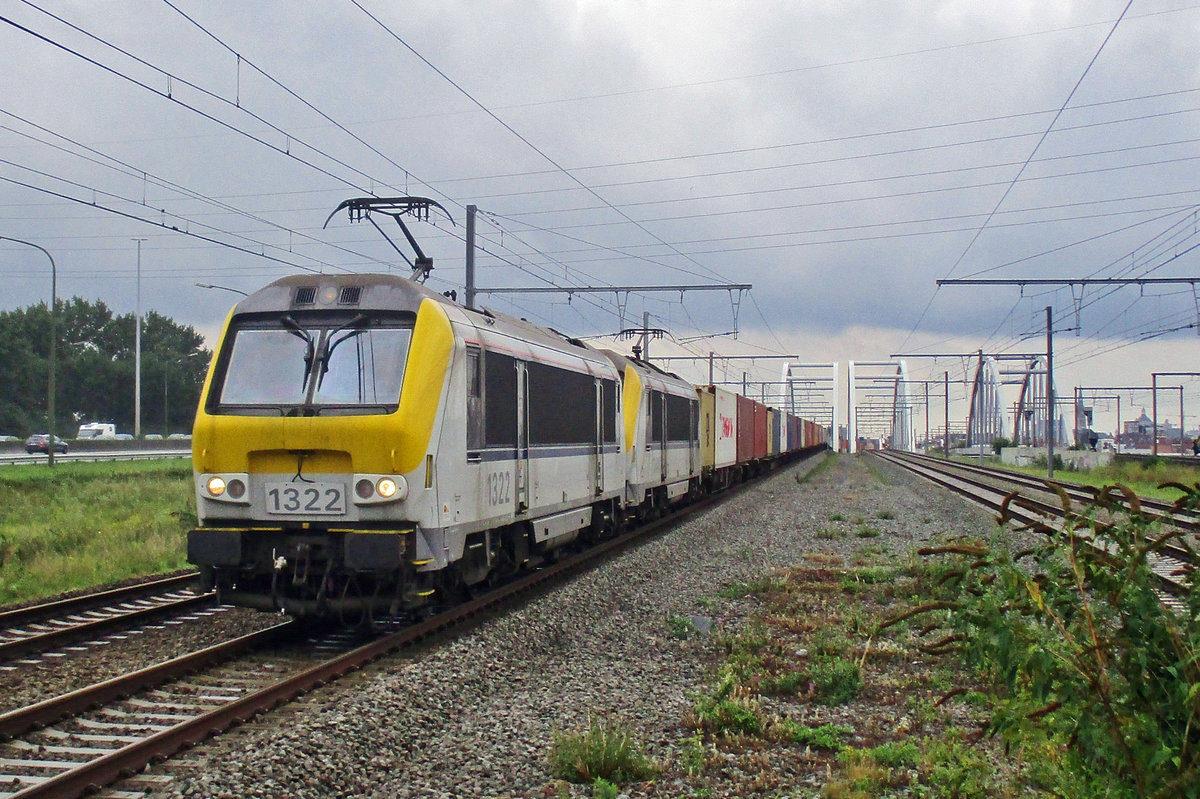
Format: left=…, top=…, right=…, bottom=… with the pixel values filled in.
left=466, top=346, right=484, bottom=452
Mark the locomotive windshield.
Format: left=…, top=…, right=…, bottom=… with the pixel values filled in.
left=213, top=314, right=413, bottom=415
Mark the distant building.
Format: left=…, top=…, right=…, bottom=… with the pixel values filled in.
left=1122, top=408, right=1185, bottom=452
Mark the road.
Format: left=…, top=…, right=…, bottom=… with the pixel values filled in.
left=0, top=441, right=191, bottom=466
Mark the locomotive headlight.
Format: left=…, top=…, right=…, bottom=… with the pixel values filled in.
left=201, top=473, right=250, bottom=504
left=351, top=474, right=407, bottom=504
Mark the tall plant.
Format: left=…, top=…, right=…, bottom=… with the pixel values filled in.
left=890, top=483, right=1200, bottom=798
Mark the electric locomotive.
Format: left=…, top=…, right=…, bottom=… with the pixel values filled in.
left=188, top=272, right=627, bottom=623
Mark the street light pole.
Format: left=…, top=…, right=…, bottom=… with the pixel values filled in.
left=1046, top=306, right=1055, bottom=479
left=1, top=236, right=57, bottom=466
left=193, top=282, right=248, bottom=297
left=132, top=238, right=147, bottom=439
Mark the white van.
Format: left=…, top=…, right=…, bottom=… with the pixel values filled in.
left=77, top=423, right=117, bottom=440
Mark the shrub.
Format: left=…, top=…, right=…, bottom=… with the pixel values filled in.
left=896, top=483, right=1200, bottom=797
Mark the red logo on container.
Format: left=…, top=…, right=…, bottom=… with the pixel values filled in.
left=720, top=415, right=734, bottom=438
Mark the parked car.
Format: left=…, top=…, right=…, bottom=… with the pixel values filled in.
left=25, top=434, right=68, bottom=454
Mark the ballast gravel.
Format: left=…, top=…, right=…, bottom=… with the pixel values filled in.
left=144, top=453, right=999, bottom=799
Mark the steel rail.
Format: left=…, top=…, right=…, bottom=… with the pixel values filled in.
left=894, top=450, right=1200, bottom=540
left=873, top=451, right=1195, bottom=594
left=0, top=573, right=211, bottom=662
left=0, top=573, right=199, bottom=628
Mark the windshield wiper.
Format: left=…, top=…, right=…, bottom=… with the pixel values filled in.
left=315, top=314, right=368, bottom=390
left=280, top=315, right=316, bottom=385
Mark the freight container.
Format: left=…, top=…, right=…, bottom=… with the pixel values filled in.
left=699, top=385, right=738, bottom=470
left=753, top=401, right=768, bottom=460
left=736, top=394, right=756, bottom=464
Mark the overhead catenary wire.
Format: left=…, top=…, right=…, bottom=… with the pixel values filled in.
left=1, top=0, right=1196, bottom=386
left=899, top=0, right=1135, bottom=351
left=346, top=0, right=771, bottom=339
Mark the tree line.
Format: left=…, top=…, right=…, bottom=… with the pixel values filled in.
left=0, top=297, right=211, bottom=437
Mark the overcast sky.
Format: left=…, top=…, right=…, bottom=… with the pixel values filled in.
left=2, top=1, right=1198, bottom=439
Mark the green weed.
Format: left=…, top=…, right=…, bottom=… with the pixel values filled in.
left=549, top=718, right=657, bottom=785
left=897, top=482, right=1200, bottom=796
left=760, top=669, right=807, bottom=695
left=810, top=657, right=861, bottom=705
left=591, top=778, right=618, bottom=799
left=667, top=614, right=696, bottom=639
left=778, top=720, right=851, bottom=750
left=867, top=739, right=919, bottom=768
left=679, top=731, right=706, bottom=776
left=690, top=669, right=764, bottom=735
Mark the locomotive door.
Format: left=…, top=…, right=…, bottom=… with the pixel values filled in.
left=515, top=361, right=529, bottom=513
left=593, top=380, right=604, bottom=496
left=658, top=392, right=668, bottom=483
left=688, top=400, right=697, bottom=475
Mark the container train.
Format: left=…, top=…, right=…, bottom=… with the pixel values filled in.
left=187, top=272, right=828, bottom=625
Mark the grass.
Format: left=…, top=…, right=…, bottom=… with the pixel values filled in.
left=0, top=459, right=193, bottom=604
left=779, top=720, right=852, bottom=750
left=954, top=454, right=1200, bottom=501
left=668, top=556, right=1022, bottom=797
left=549, top=718, right=657, bottom=784
left=810, top=656, right=862, bottom=705
left=829, top=733, right=993, bottom=798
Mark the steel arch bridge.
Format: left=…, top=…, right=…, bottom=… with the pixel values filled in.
left=966, top=356, right=1006, bottom=447
left=1011, top=354, right=1064, bottom=447
left=846, top=360, right=916, bottom=452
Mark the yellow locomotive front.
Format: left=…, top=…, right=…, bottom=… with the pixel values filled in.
left=188, top=274, right=453, bottom=623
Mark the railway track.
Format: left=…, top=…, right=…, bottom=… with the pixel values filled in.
left=0, top=457, right=797, bottom=798
left=882, top=451, right=1200, bottom=531
left=872, top=450, right=1199, bottom=595
left=1115, top=451, right=1200, bottom=468
left=0, top=574, right=214, bottom=664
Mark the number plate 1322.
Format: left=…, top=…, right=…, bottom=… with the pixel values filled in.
left=265, top=482, right=346, bottom=515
